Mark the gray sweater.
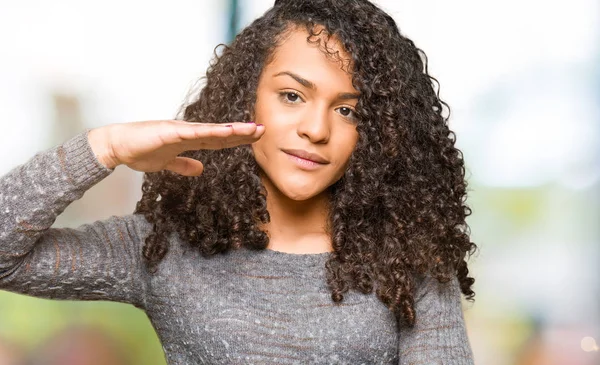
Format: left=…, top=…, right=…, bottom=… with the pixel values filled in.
left=0, top=129, right=475, bottom=364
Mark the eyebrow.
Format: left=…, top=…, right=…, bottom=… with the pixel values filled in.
left=274, top=71, right=360, bottom=100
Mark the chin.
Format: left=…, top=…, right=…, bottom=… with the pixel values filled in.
left=260, top=168, right=330, bottom=202
left=275, top=180, right=326, bottom=201
left=279, top=187, right=320, bottom=201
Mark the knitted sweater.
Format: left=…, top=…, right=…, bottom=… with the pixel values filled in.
left=0, top=129, right=475, bottom=364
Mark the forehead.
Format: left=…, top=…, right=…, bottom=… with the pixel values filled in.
left=265, top=25, right=354, bottom=78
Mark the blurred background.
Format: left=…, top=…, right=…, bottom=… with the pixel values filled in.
left=0, top=0, right=598, bottom=364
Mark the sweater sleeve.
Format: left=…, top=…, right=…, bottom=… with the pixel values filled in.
left=398, top=274, right=475, bottom=365
left=0, top=129, right=149, bottom=310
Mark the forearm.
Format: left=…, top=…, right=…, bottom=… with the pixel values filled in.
left=0, top=129, right=113, bottom=272
left=0, top=130, right=150, bottom=307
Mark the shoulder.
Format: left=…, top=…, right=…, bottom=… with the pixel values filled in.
left=414, top=273, right=462, bottom=304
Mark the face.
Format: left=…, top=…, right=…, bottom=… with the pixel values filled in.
left=251, top=25, right=360, bottom=202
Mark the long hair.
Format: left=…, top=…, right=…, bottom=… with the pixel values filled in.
left=134, top=0, right=477, bottom=328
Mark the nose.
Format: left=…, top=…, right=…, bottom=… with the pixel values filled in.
left=297, top=102, right=330, bottom=144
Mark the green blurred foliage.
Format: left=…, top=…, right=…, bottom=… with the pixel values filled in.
left=0, top=291, right=166, bottom=365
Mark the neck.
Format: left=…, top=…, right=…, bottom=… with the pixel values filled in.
left=259, top=177, right=332, bottom=253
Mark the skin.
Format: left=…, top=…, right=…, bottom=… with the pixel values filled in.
left=251, top=26, right=360, bottom=254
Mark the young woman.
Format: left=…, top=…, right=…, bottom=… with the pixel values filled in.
left=0, top=0, right=478, bottom=364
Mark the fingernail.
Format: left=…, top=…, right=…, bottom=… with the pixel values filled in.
left=256, top=124, right=264, bottom=127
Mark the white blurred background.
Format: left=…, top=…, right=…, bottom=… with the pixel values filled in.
left=0, top=1, right=598, bottom=364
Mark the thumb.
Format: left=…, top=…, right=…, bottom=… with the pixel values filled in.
left=164, top=157, right=204, bottom=176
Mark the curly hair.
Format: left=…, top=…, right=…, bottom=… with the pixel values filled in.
left=133, top=0, right=477, bottom=329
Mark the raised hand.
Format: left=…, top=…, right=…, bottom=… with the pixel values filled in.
left=87, top=120, right=264, bottom=176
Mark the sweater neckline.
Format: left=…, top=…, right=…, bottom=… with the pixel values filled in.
left=237, top=246, right=332, bottom=267
left=264, top=247, right=333, bottom=256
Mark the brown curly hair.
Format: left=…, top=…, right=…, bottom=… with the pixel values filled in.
left=133, top=0, right=477, bottom=329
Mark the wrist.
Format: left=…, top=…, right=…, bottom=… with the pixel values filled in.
left=87, top=126, right=120, bottom=169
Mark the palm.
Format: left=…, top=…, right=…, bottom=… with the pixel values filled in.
left=108, top=120, right=263, bottom=176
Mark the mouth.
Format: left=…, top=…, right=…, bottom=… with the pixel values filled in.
left=283, top=151, right=328, bottom=170
left=281, top=149, right=329, bottom=164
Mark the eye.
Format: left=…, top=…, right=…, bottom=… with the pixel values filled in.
left=336, top=106, right=357, bottom=120
left=279, top=91, right=303, bottom=104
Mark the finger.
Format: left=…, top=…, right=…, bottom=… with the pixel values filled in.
left=168, top=123, right=254, bottom=146
left=189, top=131, right=265, bottom=150
left=207, top=123, right=264, bottom=144
left=213, top=125, right=264, bottom=146
left=226, top=124, right=265, bottom=146
left=164, top=157, right=204, bottom=176
left=173, top=122, right=236, bottom=142
left=226, top=125, right=265, bottom=145
left=162, top=120, right=229, bottom=127
left=176, top=124, right=265, bottom=150
left=251, top=124, right=265, bottom=138
left=190, top=122, right=262, bottom=138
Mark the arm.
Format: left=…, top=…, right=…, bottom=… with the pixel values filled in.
left=398, top=275, right=475, bottom=365
left=0, top=129, right=150, bottom=310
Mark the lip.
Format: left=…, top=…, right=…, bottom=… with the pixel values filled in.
left=284, top=152, right=326, bottom=171
left=281, top=149, right=329, bottom=164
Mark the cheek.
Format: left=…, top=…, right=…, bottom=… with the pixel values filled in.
left=254, top=92, right=281, bottom=122
left=251, top=97, right=273, bottom=155
left=250, top=122, right=281, bottom=163
left=335, top=134, right=358, bottom=168
left=250, top=132, right=270, bottom=162
left=255, top=90, right=302, bottom=127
